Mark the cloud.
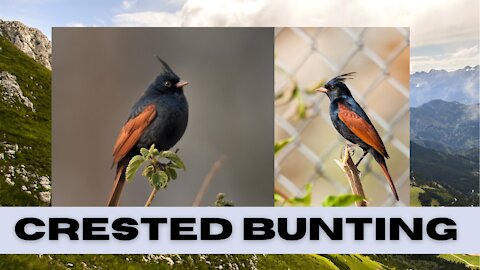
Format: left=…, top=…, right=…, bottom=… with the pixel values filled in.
left=111, top=0, right=479, bottom=47
left=113, top=11, right=182, bottom=26
left=67, top=22, right=86, bottom=27
left=121, top=0, right=137, bottom=10
left=110, top=0, right=478, bottom=72
left=452, top=45, right=478, bottom=58
left=411, top=45, right=479, bottom=72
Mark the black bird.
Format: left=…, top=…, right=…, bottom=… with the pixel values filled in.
left=317, top=73, right=399, bottom=201
left=108, top=57, right=189, bottom=206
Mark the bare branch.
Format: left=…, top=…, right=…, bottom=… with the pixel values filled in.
left=338, top=146, right=367, bottom=207
left=145, top=187, right=158, bottom=207
left=192, top=155, right=227, bottom=206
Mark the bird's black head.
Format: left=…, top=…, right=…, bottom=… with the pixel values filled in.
left=149, top=56, right=189, bottom=95
left=316, top=72, right=355, bottom=100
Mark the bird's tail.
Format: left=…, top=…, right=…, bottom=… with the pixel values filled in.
left=107, top=161, right=127, bottom=206
left=371, top=150, right=399, bottom=201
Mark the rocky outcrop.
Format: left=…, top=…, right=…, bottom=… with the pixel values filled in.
left=0, top=71, right=35, bottom=111
left=0, top=19, right=51, bottom=69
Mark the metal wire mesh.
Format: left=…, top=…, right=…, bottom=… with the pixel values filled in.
left=275, top=27, right=410, bottom=206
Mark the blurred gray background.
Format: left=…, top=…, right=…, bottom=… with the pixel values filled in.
left=52, top=27, right=273, bottom=206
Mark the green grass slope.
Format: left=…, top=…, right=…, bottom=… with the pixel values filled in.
left=0, top=254, right=387, bottom=270
left=439, top=254, right=480, bottom=269
left=0, top=254, right=339, bottom=269
left=370, top=254, right=472, bottom=270
left=258, top=254, right=339, bottom=269
left=0, top=35, right=51, bottom=205
left=411, top=141, right=478, bottom=195
left=321, top=254, right=387, bottom=270
left=411, top=141, right=479, bottom=206
left=410, top=185, right=424, bottom=206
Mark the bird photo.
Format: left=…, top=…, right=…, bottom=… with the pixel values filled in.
left=274, top=27, right=409, bottom=207
left=317, top=73, right=398, bottom=201
left=52, top=27, right=273, bottom=207
left=108, top=57, right=189, bottom=206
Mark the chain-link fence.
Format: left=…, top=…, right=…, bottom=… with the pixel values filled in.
left=274, top=27, right=410, bottom=206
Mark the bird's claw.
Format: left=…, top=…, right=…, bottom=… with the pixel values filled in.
left=343, top=144, right=358, bottom=157
left=346, top=144, right=358, bottom=151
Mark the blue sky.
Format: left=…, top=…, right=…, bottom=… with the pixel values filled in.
left=0, top=0, right=478, bottom=72
left=0, top=0, right=184, bottom=38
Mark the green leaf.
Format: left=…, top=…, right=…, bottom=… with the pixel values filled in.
left=125, top=155, right=145, bottom=182
left=274, top=193, right=284, bottom=203
left=160, top=150, right=178, bottom=159
left=214, top=193, right=235, bottom=207
left=140, top=147, right=149, bottom=159
left=287, top=182, right=312, bottom=206
left=151, top=171, right=169, bottom=189
left=158, top=171, right=169, bottom=188
left=274, top=137, right=294, bottom=155
left=322, top=194, right=365, bottom=207
left=142, top=164, right=155, bottom=178
left=148, top=144, right=155, bottom=155
left=151, top=172, right=161, bottom=187
left=167, top=167, right=177, bottom=180
left=152, top=148, right=160, bottom=158
left=161, top=151, right=185, bottom=170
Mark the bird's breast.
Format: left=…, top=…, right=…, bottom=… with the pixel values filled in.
left=138, top=94, right=189, bottom=151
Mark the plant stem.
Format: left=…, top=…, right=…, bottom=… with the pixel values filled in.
left=340, top=146, right=367, bottom=207
left=192, top=155, right=227, bottom=206
left=145, top=187, right=158, bottom=207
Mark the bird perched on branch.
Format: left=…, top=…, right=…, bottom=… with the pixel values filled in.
left=108, top=57, right=189, bottom=206
left=317, top=73, right=399, bottom=201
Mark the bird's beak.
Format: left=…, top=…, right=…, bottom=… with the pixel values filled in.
left=316, top=87, right=328, bottom=93
left=176, top=81, right=189, bottom=88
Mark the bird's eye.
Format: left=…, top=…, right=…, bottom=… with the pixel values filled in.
left=164, top=81, right=172, bottom=87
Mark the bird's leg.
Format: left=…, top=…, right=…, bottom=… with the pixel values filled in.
left=341, top=144, right=358, bottom=161
left=346, top=143, right=359, bottom=155
left=355, top=150, right=368, bottom=167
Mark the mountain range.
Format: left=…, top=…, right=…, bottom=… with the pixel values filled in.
left=410, top=67, right=479, bottom=206
left=411, top=99, right=479, bottom=154
left=410, top=65, right=479, bottom=107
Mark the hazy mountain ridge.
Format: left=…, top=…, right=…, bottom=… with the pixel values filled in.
left=411, top=65, right=479, bottom=107
left=411, top=99, right=479, bottom=154
left=410, top=98, right=479, bottom=206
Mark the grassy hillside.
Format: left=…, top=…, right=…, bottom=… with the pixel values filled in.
left=411, top=141, right=479, bottom=206
left=2, top=254, right=475, bottom=269
left=410, top=179, right=477, bottom=206
left=439, top=254, right=480, bottom=269
left=321, top=254, right=387, bottom=270
left=0, top=254, right=368, bottom=270
left=410, top=186, right=424, bottom=206
left=370, top=254, right=471, bottom=270
left=0, top=35, right=51, bottom=205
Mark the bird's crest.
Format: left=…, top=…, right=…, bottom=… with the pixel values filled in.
left=330, top=72, right=356, bottom=83
left=156, top=56, right=177, bottom=76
